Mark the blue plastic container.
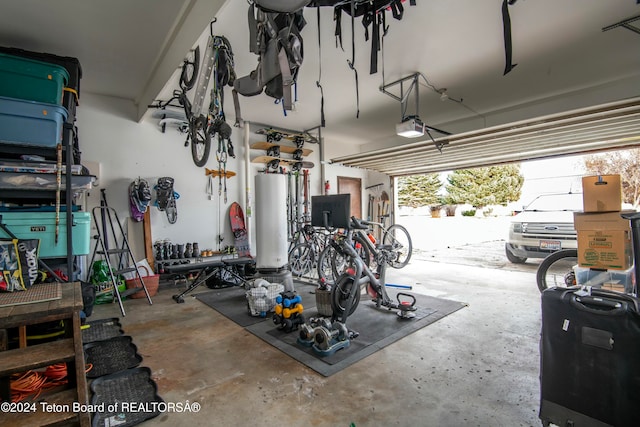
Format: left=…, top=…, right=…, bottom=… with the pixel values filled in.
left=0, top=211, right=91, bottom=258
left=0, top=52, right=69, bottom=105
left=0, top=96, right=67, bottom=147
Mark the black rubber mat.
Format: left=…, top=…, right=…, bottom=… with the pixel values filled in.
left=90, top=367, right=163, bottom=427
left=195, top=280, right=318, bottom=327
left=82, top=318, right=124, bottom=343
left=84, top=335, right=142, bottom=378
left=245, top=291, right=467, bottom=377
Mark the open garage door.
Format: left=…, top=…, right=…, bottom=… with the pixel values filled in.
left=330, top=97, right=640, bottom=176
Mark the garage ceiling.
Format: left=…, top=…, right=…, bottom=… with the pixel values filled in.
left=332, top=97, right=640, bottom=175
left=1, top=0, right=639, bottom=175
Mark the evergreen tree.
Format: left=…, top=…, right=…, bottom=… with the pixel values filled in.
left=445, top=164, right=524, bottom=209
left=398, top=174, right=442, bottom=208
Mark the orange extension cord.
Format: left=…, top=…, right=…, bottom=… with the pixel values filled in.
left=10, top=364, right=68, bottom=402
left=9, top=362, right=93, bottom=402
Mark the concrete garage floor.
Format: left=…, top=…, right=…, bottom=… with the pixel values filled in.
left=89, top=238, right=544, bottom=427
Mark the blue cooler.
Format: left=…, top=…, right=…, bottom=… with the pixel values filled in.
left=0, top=211, right=91, bottom=258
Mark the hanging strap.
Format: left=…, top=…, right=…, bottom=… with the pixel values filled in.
left=316, top=6, right=325, bottom=127
left=334, top=6, right=343, bottom=50
left=501, top=0, right=518, bottom=75
left=369, top=11, right=381, bottom=74
left=347, top=0, right=360, bottom=118
left=248, top=4, right=260, bottom=54
left=278, top=47, right=294, bottom=110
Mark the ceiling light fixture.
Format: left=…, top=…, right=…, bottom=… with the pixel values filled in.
left=395, top=116, right=425, bottom=138
left=380, top=72, right=451, bottom=140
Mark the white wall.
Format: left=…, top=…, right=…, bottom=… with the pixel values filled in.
left=77, top=94, right=384, bottom=263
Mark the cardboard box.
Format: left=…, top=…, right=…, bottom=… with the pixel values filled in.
left=582, top=175, right=622, bottom=212
left=574, top=211, right=633, bottom=270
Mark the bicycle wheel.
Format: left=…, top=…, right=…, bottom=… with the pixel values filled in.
left=353, top=233, right=374, bottom=271
left=317, top=244, right=347, bottom=285
left=536, top=249, right=578, bottom=293
left=382, top=224, right=413, bottom=268
left=331, top=274, right=361, bottom=318
left=288, top=243, right=315, bottom=277
left=190, top=115, right=211, bottom=167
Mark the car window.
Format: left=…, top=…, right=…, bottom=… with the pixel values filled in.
left=524, top=193, right=583, bottom=212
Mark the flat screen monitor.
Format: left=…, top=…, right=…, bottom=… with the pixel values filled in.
left=311, top=194, right=351, bottom=229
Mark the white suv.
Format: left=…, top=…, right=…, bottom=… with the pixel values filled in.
left=505, top=193, right=582, bottom=263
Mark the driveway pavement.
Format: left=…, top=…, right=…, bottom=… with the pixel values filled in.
left=397, top=214, right=542, bottom=273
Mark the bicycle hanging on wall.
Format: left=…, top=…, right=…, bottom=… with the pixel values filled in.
left=149, top=20, right=236, bottom=168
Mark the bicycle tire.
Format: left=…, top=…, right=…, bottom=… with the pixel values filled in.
left=382, top=224, right=413, bottom=268
left=190, top=115, right=211, bottom=167
left=331, top=274, right=360, bottom=318
left=317, top=244, right=347, bottom=285
left=536, top=249, right=578, bottom=293
left=288, top=242, right=315, bottom=277
left=353, top=233, right=373, bottom=271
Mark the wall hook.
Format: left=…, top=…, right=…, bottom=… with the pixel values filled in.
left=210, top=18, right=217, bottom=37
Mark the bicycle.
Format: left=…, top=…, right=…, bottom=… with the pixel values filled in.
left=288, top=224, right=333, bottom=277
left=316, top=216, right=413, bottom=285
left=149, top=34, right=235, bottom=168
left=298, top=216, right=417, bottom=356
left=148, top=47, right=213, bottom=167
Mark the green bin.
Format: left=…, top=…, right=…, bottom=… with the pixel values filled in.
left=0, top=53, right=69, bottom=105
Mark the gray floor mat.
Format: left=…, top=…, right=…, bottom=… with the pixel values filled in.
left=245, top=291, right=466, bottom=376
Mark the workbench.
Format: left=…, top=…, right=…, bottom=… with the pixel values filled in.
left=0, top=281, right=91, bottom=427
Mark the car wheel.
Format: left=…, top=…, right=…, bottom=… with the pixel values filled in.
left=505, top=244, right=527, bottom=264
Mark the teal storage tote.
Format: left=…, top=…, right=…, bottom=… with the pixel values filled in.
left=0, top=96, right=67, bottom=147
left=0, top=52, right=69, bottom=105
left=0, top=211, right=91, bottom=258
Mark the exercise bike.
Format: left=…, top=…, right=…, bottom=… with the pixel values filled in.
left=302, top=216, right=417, bottom=356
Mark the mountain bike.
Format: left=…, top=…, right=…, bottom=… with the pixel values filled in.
left=149, top=47, right=212, bottom=167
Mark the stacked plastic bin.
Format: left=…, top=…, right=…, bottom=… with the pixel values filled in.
left=0, top=48, right=89, bottom=264
left=0, top=47, right=82, bottom=162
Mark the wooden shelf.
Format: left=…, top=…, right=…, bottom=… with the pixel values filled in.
left=0, top=338, right=75, bottom=376
left=0, top=283, right=90, bottom=427
left=1, top=388, right=80, bottom=427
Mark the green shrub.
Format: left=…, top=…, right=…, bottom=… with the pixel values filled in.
left=461, top=210, right=476, bottom=217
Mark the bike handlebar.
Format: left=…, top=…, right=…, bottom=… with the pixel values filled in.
left=350, top=216, right=370, bottom=230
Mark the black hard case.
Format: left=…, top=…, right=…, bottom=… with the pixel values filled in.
left=540, top=287, right=640, bottom=426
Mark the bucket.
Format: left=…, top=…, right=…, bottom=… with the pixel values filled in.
left=125, top=265, right=159, bottom=299
left=315, top=289, right=333, bottom=317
